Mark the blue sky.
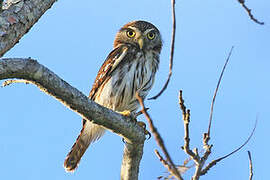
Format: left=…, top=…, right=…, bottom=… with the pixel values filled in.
left=1, top=0, right=269, bottom=179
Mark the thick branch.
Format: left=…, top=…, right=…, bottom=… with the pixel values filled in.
left=121, top=142, right=144, bottom=180
left=0, top=0, right=57, bottom=57
left=0, top=58, right=145, bottom=180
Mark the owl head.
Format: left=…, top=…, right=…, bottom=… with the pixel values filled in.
left=114, top=20, right=162, bottom=53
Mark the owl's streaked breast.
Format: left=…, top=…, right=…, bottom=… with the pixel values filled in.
left=94, top=47, right=159, bottom=112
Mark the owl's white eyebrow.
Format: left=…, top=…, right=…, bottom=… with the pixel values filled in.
left=126, top=27, right=142, bottom=36
left=144, top=28, right=156, bottom=34
left=128, top=27, right=138, bottom=31
left=127, top=27, right=156, bottom=36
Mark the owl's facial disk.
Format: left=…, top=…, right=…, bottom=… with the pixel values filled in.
left=127, top=27, right=148, bottom=50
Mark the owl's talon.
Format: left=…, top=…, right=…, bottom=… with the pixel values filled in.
left=137, top=121, right=151, bottom=139
left=146, top=131, right=151, bottom=140
left=137, top=121, right=146, bottom=129
left=119, top=110, right=132, bottom=117
left=118, top=110, right=137, bottom=123
left=119, top=112, right=151, bottom=139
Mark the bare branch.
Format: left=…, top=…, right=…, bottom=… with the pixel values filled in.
left=155, top=149, right=171, bottom=172
left=207, top=46, right=234, bottom=142
left=0, top=0, right=58, bottom=57
left=179, top=90, right=198, bottom=162
left=201, top=118, right=257, bottom=175
left=237, top=0, right=264, bottom=25
left=248, top=151, right=253, bottom=180
left=0, top=58, right=145, bottom=180
left=179, top=90, right=212, bottom=180
left=136, top=92, right=183, bottom=180
left=156, top=149, right=192, bottom=179
left=148, top=0, right=176, bottom=100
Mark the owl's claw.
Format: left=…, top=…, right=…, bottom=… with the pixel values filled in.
left=119, top=110, right=151, bottom=139
left=118, top=110, right=137, bottom=123
left=119, top=110, right=132, bottom=117
left=137, top=121, right=151, bottom=140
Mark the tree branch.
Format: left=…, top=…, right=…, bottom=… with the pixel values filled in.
left=136, top=92, right=183, bottom=180
left=179, top=90, right=214, bottom=180
left=0, top=58, right=145, bottom=180
left=206, top=46, right=234, bottom=143
left=248, top=151, right=253, bottom=180
left=148, top=0, right=176, bottom=100
left=121, top=143, right=144, bottom=180
left=201, top=118, right=257, bottom=176
left=0, top=0, right=58, bottom=57
left=237, top=0, right=264, bottom=25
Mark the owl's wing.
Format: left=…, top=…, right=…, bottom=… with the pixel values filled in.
left=64, top=46, right=130, bottom=172
left=89, top=45, right=128, bottom=100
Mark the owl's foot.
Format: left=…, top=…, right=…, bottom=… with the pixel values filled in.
left=118, top=108, right=150, bottom=120
left=119, top=110, right=151, bottom=139
left=118, top=110, right=137, bottom=123
left=137, top=121, right=151, bottom=139
left=119, top=110, right=132, bottom=117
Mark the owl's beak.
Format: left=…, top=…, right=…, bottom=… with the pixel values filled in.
left=138, top=38, right=144, bottom=50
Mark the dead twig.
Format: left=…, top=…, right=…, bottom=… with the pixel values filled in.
left=237, top=0, right=264, bottom=25
left=206, top=46, right=234, bottom=144
left=179, top=90, right=212, bottom=180
left=201, top=118, right=257, bottom=175
left=155, top=149, right=193, bottom=179
left=136, top=92, right=183, bottom=180
left=179, top=90, right=197, bottom=161
left=155, top=149, right=171, bottom=172
left=248, top=151, right=253, bottom=180
left=148, top=0, right=176, bottom=100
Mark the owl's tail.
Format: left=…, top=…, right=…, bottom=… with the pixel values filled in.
left=64, top=120, right=105, bottom=172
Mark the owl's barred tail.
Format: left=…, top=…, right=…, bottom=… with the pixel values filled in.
left=64, top=134, right=89, bottom=172
left=64, top=120, right=105, bottom=172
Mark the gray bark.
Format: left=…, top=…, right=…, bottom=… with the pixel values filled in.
left=0, top=0, right=57, bottom=57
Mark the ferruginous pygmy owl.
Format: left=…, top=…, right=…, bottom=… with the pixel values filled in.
left=64, top=20, right=162, bottom=172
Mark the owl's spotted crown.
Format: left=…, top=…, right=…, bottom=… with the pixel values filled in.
left=120, top=20, right=160, bottom=33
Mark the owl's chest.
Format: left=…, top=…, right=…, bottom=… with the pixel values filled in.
left=95, top=51, right=158, bottom=111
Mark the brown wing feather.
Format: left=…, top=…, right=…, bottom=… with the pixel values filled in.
left=89, top=45, right=126, bottom=100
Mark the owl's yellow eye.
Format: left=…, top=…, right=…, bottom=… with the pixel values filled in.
left=147, top=32, right=155, bottom=40
left=126, top=30, right=136, bottom=38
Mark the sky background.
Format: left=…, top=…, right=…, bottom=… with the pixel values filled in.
left=1, top=0, right=269, bottom=179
